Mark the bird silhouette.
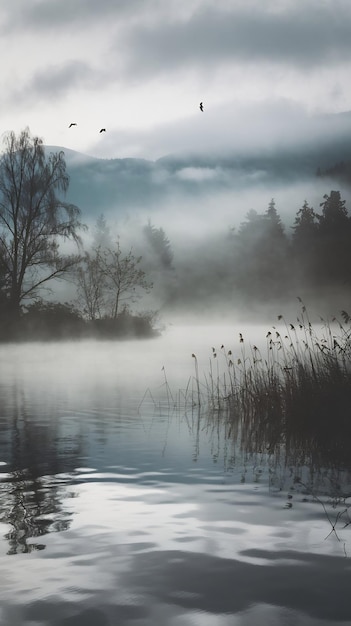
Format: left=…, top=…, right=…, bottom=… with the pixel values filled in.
left=69, top=122, right=77, bottom=128
left=99, top=128, right=106, bottom=133
left=199, top=102, right=204, bottom=112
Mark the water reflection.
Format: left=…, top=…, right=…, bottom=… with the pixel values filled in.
left=0, top=384, right=84, bottom=554
left=126, top=547, right=351, bottom=621
left=197, top=401, right=351, bottom=552
left=1, top=470, right=74, bottom=554
left=0, top=337, right=350, bottom=625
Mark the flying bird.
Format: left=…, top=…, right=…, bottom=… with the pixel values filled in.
left=99, top=128, right=106, bottom=133
left=199, top=102, right=204, bottom=112
left=69, top=122, right=77, bottom=128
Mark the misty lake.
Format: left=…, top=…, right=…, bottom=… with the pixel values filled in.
left=0, top=324, right=350, bottom=626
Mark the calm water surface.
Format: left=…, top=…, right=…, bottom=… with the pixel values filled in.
left=0, top=325, right=350, bottom=626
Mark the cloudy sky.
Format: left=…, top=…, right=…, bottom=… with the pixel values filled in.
left=1, top=0, right=351, bottom=160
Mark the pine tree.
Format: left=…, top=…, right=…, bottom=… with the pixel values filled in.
left=143, top=221, right=173, bottom=269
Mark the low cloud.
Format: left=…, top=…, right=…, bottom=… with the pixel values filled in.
left=176, top=167, right=223, bottom=182
left=88, top=99, right=351, bottom=161
left=5, top=60, right=103, bottom=109
left=29, top=61, right=93, bottom=99
left=1, top=0, right=150, bottom=32
left=120, top=2, right=351, bottom=78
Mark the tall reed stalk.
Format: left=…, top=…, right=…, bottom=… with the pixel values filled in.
left=195, top=302, right=351, bottom=469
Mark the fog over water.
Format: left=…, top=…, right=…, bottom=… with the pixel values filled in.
left=0, top=324, right=265, bottom=396
left=2, top=2, right=351, bottom=622
left=0, top=329, right=350, bottom=625
left=0, top=317, right=336, bottom=406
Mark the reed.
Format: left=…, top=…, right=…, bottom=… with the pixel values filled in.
left=197, top=301, right=351, bottom=469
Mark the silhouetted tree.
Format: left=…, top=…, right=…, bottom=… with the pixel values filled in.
left=233, top=200, right=289, bottom=298
left=92, top=213, right=113, bottom=250
left=77, top=240, right=152, bottom=320
left=316, top=190, right=351, bottom=283
left=75, top=215, right=113, bottom=320
left=237, top=209, right=265, bottom=242
left=291, top=191, right=351, bottom=288
left=0, top=128, right=83, bottom=319
left=261, top=199, right=290, bottom=291
left=318, top=190, right=349, bottom=232
left=292, top=201, right=318, bottom=246
left=99, top=241, right=153, bottom=318
left=143, top=220, right=174, bottom=269
left=265, top=198, right=285, bottom=239
left=76, top=250, right=106, bottom=320
left=291, top=200, right=320, bottom=287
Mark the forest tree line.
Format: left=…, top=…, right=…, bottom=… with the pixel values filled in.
left=153, top=190, right=351, bottom=313
left=0, top=128, right=350, bottom=340
left=229, top=192, right=351, bottom=298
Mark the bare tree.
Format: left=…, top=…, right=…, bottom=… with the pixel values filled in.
left=0, top=128, right=84, bottom=315
left=76, top=240, right=152, bottom=320
left=100, top=242, right=152, bottom=318
left=76, top=249, right=107, bottom=321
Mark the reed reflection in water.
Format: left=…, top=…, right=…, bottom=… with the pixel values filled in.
left=0, top=328, right=349, bottom=625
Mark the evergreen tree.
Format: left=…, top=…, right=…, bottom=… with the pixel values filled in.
left=316, top=191, right=351, bottom=283
left=291, top=200, right=319, bottom=287
left=143, top=221, right=173, bottom=269
left=318, top=190, right=349, bottom=232
left=93, top=214, right=113, bottom=250
left=233, top=200, right=289, bottom=299
left=265, top=198, right=285, bottom=239
left=292, top=201, right=318, bottom=248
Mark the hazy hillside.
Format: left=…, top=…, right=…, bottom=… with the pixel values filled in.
left=47, top=119, right=351, bottom=223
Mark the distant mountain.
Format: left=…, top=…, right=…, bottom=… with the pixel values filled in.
left=46, top=123, right=351, bottom=219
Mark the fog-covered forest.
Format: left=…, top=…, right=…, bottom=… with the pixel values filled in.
left=154, top=190, right=351, bottom=317
left=0, top=128, right=351, bottom=340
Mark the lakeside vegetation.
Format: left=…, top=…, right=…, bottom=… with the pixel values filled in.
left=1, top=127, right=351, bottom=340
left=0, top=128, right=158, bottom=340
left=187, top=302, right=351, bottom=471
left=0, top=301, right=158, bottom=342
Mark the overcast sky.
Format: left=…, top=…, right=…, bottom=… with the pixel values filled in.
left=1, top=0, right=351, bottom=160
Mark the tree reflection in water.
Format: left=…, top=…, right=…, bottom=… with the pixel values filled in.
left=1, top=470, right=75, bottom=555
left=0, top=386, right=83, bottom=555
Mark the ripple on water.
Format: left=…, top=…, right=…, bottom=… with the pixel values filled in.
left=0, top=337, right=350, bottom=625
